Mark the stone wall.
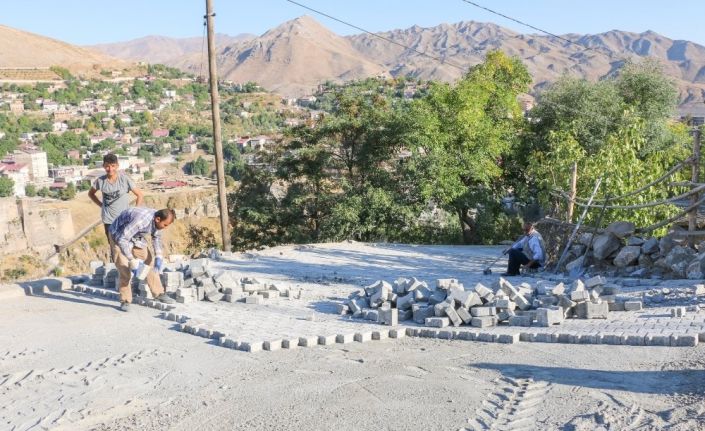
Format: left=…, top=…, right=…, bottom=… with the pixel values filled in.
left=0, top=198, right=75, bottom=257
left=0, top=197, right=29, bottom=254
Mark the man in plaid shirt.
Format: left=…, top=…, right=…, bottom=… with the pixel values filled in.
left=109, top=207, right=177, bottom=311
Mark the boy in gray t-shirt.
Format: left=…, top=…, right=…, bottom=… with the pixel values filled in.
left=88, top=153, right=144, bottom=261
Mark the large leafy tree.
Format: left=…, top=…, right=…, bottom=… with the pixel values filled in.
left=526, top=59, right=690, bottom=230
left=408, top=51, right=531, bottom=243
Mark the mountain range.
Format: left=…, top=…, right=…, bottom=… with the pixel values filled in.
left=4, top=16, right=705, bottom=103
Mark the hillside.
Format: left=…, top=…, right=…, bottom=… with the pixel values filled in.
left=92, top=16, right=705, bottom=100
left=88, top=33, right=255, bottom=65
left=0, top=24, right=133, bottom=78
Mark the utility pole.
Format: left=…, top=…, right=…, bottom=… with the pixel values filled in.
left=689, top=127, right=701, bottom=247
left=205, top=0, right=231, bottom=252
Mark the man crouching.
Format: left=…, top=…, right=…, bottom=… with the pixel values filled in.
left=109, top=207, right=177, bottom=311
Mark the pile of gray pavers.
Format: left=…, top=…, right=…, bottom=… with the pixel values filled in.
left=89, top=258, right=301, bottom=305
left=342, top=275, right=645, bottom=329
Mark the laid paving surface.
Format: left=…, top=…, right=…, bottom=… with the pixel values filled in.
left=67, top=242, right=705, bottom=351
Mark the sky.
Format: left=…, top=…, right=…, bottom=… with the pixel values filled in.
left=3, top=0, right=705, bottom=46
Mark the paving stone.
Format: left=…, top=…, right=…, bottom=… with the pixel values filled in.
left=624, top=334, right=646, bottom=346
left=221, top=338, right=239, bottom=349
left=534, top=332, right=555, bottom=343
left=476, top=332, right=496, bottom=342
left=282, top=338, right=299, bottom=349
left=426, top=317, right=450, bottom=328
left=238, top=341, right=263, bottom=352
left=471, top=316, right=497, bottom=328
left=372, top=330, right=389, bottom=340
left=601, top=333, right=623, bottom=345
left=438, top=330, right=454, bottom=340
left=389, top=329, right=406, bottom=339
left=671, top=334, right=698, bottom=347
left=263, top=340, right=283, bottom=351
left=245, top=295, right=264, bottom=305
left=470, top=307, right=496, bottom=317
left=519, top=332, right=537, bottom=342
left=456, top=331, right=477, bottom=341
left=354, top=331, right=373, bottom=342
left=336, top=333, right=355, bottom=344
left=576, top=301, right=609, bottom=319
left=624, top=300, right=643, bottom=311
left=456, top=306, right=472, bottom=324
left=508, top=315, right=532, bottom=327
left=419, top=329, right=439, bottom=338
left=405, top=327, right=419, bottom=337
left=443, top=305, right=462, bottom=327
left=412, top=305, right=435, bottom=324
left=298, top=336, right=318, bottom=347
left=646, top=334, right=672, bottom=346
left=578, top=334, right=602, bottom=344
left=380, top=307, right=398, bottom=326
left=318, top=334, right=337, bottom=345
left=536, top=307, right=564, bottom=327
left=497, top=333, right=520, bottom=344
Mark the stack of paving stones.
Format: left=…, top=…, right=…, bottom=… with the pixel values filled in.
left=167, top=258, right=300, bottom=304
left=89, top=261, right=118, bottom=289
left=343, top=275, right=645, bottom=329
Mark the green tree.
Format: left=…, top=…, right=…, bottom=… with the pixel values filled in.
left=526, top=59, right=689, bottom=231
left=0, top=177, right=14, bottom=197
left=189, top=156, right=210, bottom=176
left=25, top=183, right=37, bottom=197
left=407, top=51, right=531, bottom=243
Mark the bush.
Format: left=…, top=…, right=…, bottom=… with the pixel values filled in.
left=186, top=224, right=218, bottom=254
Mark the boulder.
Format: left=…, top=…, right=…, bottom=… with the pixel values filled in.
left=565, top=255, right=585, bottom=273
left=659, top=235, right=677, bottom=255
left=641, top=237, right=659, bottom=254
left=606, top=221, right=635, bottom=239
left=665, top=246, right=697, bottom=278
left=592, top=232, right=621, bottom=261
left=686, top=254, right=705, bottom=279
left=613, top=246, right=641, bottom=267
left=638, top=253, right=653, bottom=268
left=577, top=232, right=594, bottom=246
left=626, top=236, right=645, bottom=246
left=570, top=244, right=587, bottom=257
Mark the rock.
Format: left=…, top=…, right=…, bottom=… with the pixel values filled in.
left=613, top=246, right=641, bottom=267
left=686, top=254, right=705, bottom=279
left=659, top=235, right=677, bottom=255
left=592, top=232, right=621, bottom=261
left=626, top=236, right=645, bottom=246
left=638, top=253, right=653, bottom=268
left=629, top=268, right=648, bottom=278
left=570, top=244, right=587, bottom=256
left=565, top=255, right=585, bottom=273
left=665, top=246, right=697, bottom=278
left=606, top=221, right=635, bottom=239
left=641, top=237, right=659, bottom=254
left=577, top=232, right=594, bottom=246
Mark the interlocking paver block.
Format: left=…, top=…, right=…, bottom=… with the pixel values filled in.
left=336, top=333, right=355, bottom=344
left=354, top=331, right=373, bottom=342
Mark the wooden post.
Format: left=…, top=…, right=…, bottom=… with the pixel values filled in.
left=205, top=0, right=231, bottom=252
left=567, top=162, right=577, bottom=223
left=689, top=128, right=701, bottom=247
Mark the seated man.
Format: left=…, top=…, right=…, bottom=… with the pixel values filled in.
left=109, top=207, right=177, bottom=311
left=503, top=221, right=546, bottom=276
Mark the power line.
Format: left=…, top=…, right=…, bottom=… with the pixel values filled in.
left=458, top=0, right=620, bottom=61
left=284, top=0, right=467, bottom=71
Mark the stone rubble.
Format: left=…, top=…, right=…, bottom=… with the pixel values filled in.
left=560, top=220, right=705, bottom=280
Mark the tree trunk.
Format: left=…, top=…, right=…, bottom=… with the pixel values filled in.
left=457, top=207, right=477, bottom=244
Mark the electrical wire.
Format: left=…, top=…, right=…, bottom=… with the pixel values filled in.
left=458, top=0, right=621, bottom=62
left=284, top=0, right=467, bottom=71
